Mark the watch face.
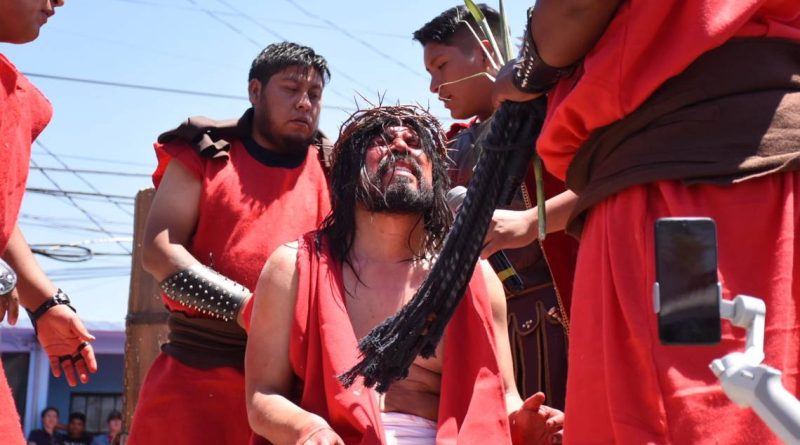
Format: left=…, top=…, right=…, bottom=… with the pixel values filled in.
left=54, top=291, right=71, bottom=304
left=0, top=259, right=16, bottom=296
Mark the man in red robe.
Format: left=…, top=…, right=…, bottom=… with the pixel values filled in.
left=127, top=42, right=332, bottom=445
left=246, top=105, right=563, bottom=445
left=490, top=1, right=800, bottom=443
left=0, top=2, right=99, bottom=444
left=413, top=4, right=579, bottom=410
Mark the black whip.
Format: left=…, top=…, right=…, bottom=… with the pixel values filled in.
left=340, top=97, right=548, bottom=392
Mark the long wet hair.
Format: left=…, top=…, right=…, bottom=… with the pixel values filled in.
left=316, top=105, right=452, bottom=268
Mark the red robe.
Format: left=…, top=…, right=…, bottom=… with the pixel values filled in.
left=128, top=138, right=330, bottom=445
left=251, top=233, right=513, bottom=444
left=538, top=0, right=800, bottom=180
left=0, top=54, right=52, bottom=445
left=530, top=2, right=800, bottom=443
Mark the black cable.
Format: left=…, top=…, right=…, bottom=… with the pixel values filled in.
left=36, top=141, right=135, bottom=216
left=282, top=0, right=425, bottom=79
left=31, top=166, right=150, bottom=178
left=22, top=72, right=356, bottom=112
left=27, top=161, right=133, bottom=254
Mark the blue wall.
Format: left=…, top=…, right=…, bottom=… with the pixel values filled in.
left=44, top=354, right=123, bottom=428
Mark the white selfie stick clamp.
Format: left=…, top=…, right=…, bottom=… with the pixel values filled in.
left=709, top=295, right=800, bottom=444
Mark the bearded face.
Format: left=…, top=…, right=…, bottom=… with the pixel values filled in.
left=352, top=125, right=435, bottom=215
left=359, top=150, right=435, bottom=214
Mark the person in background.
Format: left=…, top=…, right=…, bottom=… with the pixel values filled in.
left=61, top=413, right=91, bottom=445
left=27, top=406, right=62, bottom=445
left=413, top=3, right=578, bottom=410
left=90, top=411, right=122, bottom=445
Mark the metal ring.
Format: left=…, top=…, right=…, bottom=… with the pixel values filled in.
left=58, top=355, right=72, bottom=364
left=77, top=341, right=90, bottom=352
left=71, top=354, right=84, bottom=363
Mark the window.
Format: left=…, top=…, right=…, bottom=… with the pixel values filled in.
left=70, top=393, right=123, bottom=434
left=1, top=352, right=30, bottom=422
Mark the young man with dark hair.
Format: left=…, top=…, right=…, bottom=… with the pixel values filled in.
left=27, top=406, right=61, bottom=445
left=246, top=105, right=563, bottom=445
left=413, top=4, right=578, bottom=410
left=62, top=413, right=91, bottom=445
left=127, top=41, right=333, bottom=445
left=0, top=1, right=99, bottom=443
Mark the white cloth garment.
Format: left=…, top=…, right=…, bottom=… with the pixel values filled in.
left=381, top=411, right=437, bottom=445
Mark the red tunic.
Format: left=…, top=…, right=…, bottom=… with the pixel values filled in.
left=538, top=0, right=800, bottom=180
left=566, top=175, right=800, bottom=444
left=128, top=138, right=330, bottom=445
left=251, top=233, right=512, bottom=444
left=536, top=2, right=800, bottom=443
left=0, top=54, right=52, bottom=445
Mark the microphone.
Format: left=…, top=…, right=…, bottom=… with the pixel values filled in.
left=445, top=186, right=525, bottom=294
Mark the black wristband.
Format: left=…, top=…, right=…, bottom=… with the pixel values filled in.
left=160, top=264, right=250, bottom=323
left=513, top=7, right=577, bottom=94
left=25, top=289, right=76, bottom=334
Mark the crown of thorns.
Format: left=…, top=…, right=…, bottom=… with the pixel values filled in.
left=332, top=105, right=448, bottom=166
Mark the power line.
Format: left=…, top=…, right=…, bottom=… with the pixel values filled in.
left=31, top=166, right=150, bottom=178
left=36, top=140, right=135, bottom=217
left=30, top=150, right=154, bottom=168
left=209, top=0, right=375, bottom=98
left=179, top=0, right=362, bottom=104
left=26, top=187, right=135, bottom=202
left=24, top=167, right=133, bottom=254
left=282, top=0, right=425, bottom=79
left=22, top=72, right=357, bottom=112
left=106, top=0, right=409, bottom=40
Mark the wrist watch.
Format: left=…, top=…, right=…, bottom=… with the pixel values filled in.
left=0, top=258, right=17, bottom=296
left=26, top=289, right=76, bottom=333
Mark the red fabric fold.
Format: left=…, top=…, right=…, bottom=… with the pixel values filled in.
left=252, top=233, right=512, bottom=444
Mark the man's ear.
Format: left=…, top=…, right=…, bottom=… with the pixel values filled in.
left=248, top=79, right=262, bottom=105
left=479, top=39, right=500, bottom=74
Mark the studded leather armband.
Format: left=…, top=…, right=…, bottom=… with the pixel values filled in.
left=512, top=7, right=577, bottom=94
left=160, top=264, right=250, bottom=323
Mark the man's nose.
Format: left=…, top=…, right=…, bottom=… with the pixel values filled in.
left=296, top=92, right=312, bottom=111
left=429, top=75, right=441, bottom=94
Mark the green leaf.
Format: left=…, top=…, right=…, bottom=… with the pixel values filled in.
left=463, top=0, right=506, bottom=65
left=534, top=156, right=547, bottom=240
left=499, top=0, right=515, bottom=63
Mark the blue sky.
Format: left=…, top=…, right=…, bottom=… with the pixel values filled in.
left=1, top=0, right=532, bottom=326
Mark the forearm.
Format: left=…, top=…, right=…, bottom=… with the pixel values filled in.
left=248, top=391, right=332, bottom=444
left=2, top=225, right=56, bottom=310
left=540, top=189, right=578, bottom=234
left=529, top=0, right=621, bottom=67
left=141, top=235, right=201, bottom=282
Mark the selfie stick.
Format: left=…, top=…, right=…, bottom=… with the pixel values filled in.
left=710, top=295, right=800, bottom=444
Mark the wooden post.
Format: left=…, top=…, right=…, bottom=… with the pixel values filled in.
left=122, top=188, right=169, bottom=431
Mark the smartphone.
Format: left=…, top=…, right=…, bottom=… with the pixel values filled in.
left=654, top=217, right=721, bottom=345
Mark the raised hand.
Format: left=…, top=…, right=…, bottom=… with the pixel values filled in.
left=509, top=392, right=564, bottom=445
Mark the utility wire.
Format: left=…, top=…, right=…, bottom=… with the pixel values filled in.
left=22, top=72, right=357, bottom=112
left=31, top=166, right=150, bottom=178
left=36, top=140, right=135, bottom=216
left=26, top=187, right=135, bottom=202
left=282, top=0, right=425, bottom=79
left=211, top=0, right=375, bottom=97
left=30, top=150, right=154, bottom=168
left=25, top=165, right=133, bottom=254
left=106, top=0, right=409, bottom=39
